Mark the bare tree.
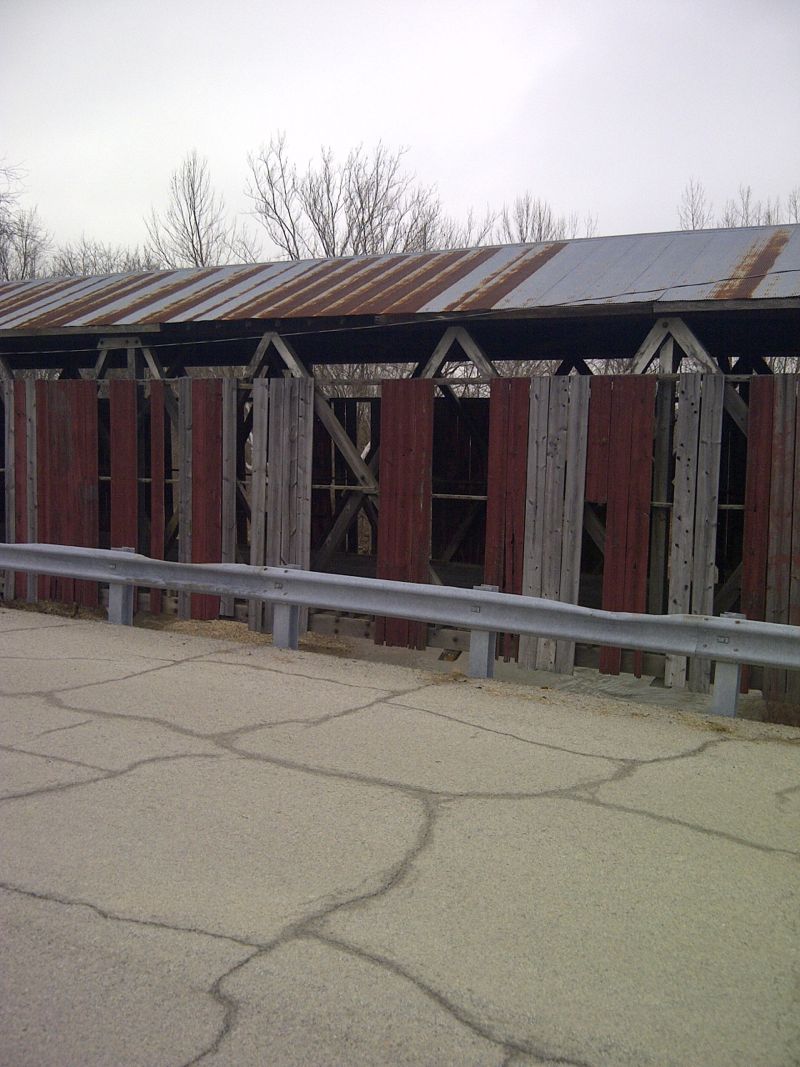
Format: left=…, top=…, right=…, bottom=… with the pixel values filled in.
left=146, top=150, right=260, bottom=268
left=51, top=236, right=160, bottom=276
left=497, top=192, right=596, bottom=244
left=789, top=186, right=800, bottom=224
left=718, top=184, right=788, bottom=228
left=678, top=178, right=714, bottom=230
left=0, top=163, right=50, bottom=280
left=247, top=135, right=475, bottom=259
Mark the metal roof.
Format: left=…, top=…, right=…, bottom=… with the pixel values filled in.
left=1, top=225, right=798, bottom=333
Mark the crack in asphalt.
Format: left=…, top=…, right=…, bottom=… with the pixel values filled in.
left=201, top=652, right=419, bottom=694
left=0, top=882, right=260, bottom=950
left=31, top=717, right=96, bottom=738
left=0, top=751, right=227, bottom=804
left=209, top=682, right=438, bottom=743
left=303, top=933, right=593, bottom=1067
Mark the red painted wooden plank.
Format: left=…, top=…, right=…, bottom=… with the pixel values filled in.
left=376, top=379, right=433, bottom=648
left=585, top=376, right=612, bottom=504
left=622, top=377, right=656, bottom=677
left=484, top=379, right=510, bottom=590
left=485, top=377, right=530, bottom=660
left=13, top=381, right=28, bottom=598
left=190, top=379, right=223, bottom=620
left=149, top=382, right=166, bottom=614
left=599, top=378, right=634, bottom=674
left=35, top=382, right=54, bottom=602
left=109, top=381, right=138, bottom=551
left=35, top=381, right=99, bottom=606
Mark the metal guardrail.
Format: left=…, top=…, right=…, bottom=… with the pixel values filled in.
left=2, top=543, right=798, bottom=718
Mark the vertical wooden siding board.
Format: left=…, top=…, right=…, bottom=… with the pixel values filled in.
left=537, top=376, right=569, bottom=671
left=688, top=374, right=724, bottom=692
left=484, top=379, right=509, bottom=589
left=109, top=380, right=139, bottom=553
left=177, top=378, right=192, bottom=620
left=377, top=380, right=399, bottom=644
left=295, top=378, right=314, bottom=632
left=584, top=375, right=612, bottom=504
left=33, top=382, right=99, bottom=607
left=648, top=378, right=676, bottom=614
left=149, top=381, right=166, bottom=614
left=13, top=381, right=28, bottom=598
left=34, top=381, right=52, bottom=602
left=739, top=375, right=773, bottom=692
left=2, top=380, right=15, bottom=599
left=191, top=379, right=222, bottom=620
left=414, top=380, right=434, bottom=649
left=786, top=378, right=800, bottom=701
left=248, top=381, right=269, bottom=631
left=508, top=378, right=531, bottom=597
left=741, top=375, right=774, bottom=624
left=766, top=376, right=794, bottom=625
left=503, top=377, right=531, bottom=660
left=622, top=377, right=656, bottom=677
left=74, top=381, right=99, bottom=607
left=375, top=380, right=433, bottom=648
left=555, top=374, right=590, bottom=673
left=24, top=380, right=37, bottom=602
left=599, top=378, right=634, bottom=675
left=519, top=377, right=550, bottom=668
left=220, top=378, right=237, bottom=616
left=764, top=377, right=796, bottom=700
left=665, top=374, right=701, bottom=688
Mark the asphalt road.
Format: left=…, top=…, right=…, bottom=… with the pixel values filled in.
left=1, top=607, right=798, bottom=1066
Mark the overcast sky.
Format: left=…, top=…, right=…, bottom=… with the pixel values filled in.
left=2, top=0, right=799, bottom=255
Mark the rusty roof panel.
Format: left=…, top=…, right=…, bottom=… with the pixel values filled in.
left=446, top=242, right=567, bottom=311
left=1, top=225, right=797, bottom=333
left=711, top=228, right=792, bottom=300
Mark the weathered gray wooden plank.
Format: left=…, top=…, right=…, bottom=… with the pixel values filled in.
left=2, top=380, right=15, bottom=600
left=248, top=380, right=269, bottom=631
left=538, top=376, right=569, bottom=671
left=265, top=378, right=314, bottom=633
left=554, top=374, right=590, bottom=673
left=519, top=377, right=550, bottom=669
left=688, top=374, right=724, bottom=692
left=219, top=378, right=237, bottom=617
left=268, top=333, right=377, bottom=492
left=295, top=377, right=314, bottom=574
left=177, top=378, right=192, bottom=620
left=648, top=375, right=675, bottom=614
left=665, top=374, right=701, bottom=688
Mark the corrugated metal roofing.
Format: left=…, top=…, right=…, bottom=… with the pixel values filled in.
left=1, top=225, right=798, bottom=333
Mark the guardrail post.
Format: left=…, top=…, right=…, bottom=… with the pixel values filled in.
left=271, top=565, right=300, bottom=651
left=710, top=612, right=745, bottom=718
left=107, top=547, right=135, bottom=627
left=468, top=585, right=499, bottom=679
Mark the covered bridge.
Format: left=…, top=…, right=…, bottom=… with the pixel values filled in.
left=1, top=224, right=799, bottom=702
